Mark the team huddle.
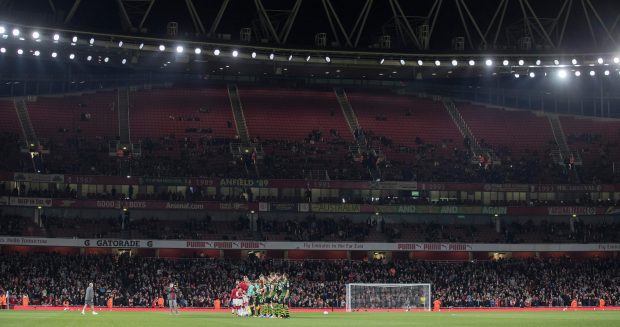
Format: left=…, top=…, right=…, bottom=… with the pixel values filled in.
left=231, top=273, right=290, bottom=318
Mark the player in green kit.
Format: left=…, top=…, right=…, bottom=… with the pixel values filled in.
left=266, top=273, right=277, bottom=318
left=279, top=274, right=290, bottom=318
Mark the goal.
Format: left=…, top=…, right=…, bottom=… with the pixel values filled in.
left=345, top=283, right=431, bottom=312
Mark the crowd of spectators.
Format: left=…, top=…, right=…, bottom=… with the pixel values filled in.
left=3, top=119, right=616, bottom=185
left=0, top=254, right=618, bottom=309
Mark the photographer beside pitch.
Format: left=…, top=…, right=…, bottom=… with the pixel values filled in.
left=165, top=283, right=180, bottom=315
left=81, top=282, right=98, bottom=315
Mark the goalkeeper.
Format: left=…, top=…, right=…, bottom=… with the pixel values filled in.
left=247, top=279, right=257, bottom=316
left=256, top=276, right=266, bottom=317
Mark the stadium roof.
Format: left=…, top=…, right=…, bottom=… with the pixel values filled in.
left=0, top=1, right=619, bottom=82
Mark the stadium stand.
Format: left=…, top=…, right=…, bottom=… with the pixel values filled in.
left=6, top=86, right=620, bottom=183
left=0, top=254, right=617, bottom=308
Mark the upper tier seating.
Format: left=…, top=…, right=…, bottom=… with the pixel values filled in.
left=348, top=92, right=462, bottom=148
left=129, top=87, right=236, bottom=144
left=560, top=115, right=620, bottom=163
left=238, top=87, right=353, bottom=142
left=27, top=91, right=118, bottom=142
left=0, top=99, right=20, bottom=134
left=458, top=104, right=554, bottom=157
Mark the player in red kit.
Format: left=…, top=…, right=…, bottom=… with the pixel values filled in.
left=230, top=281, right=240, bottom=315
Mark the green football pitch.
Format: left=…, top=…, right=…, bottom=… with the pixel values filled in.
left=2, top=310, right=620, bottom=327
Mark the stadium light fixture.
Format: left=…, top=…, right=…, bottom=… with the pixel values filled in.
left=514, top=73, right=520, bottom=78
left=159, top=44, right=165, bottom=51
left=0, top=26, right=5, bottom=34
left=71, top=36, right=77, bottom=43
left=89, top=38, right=95, bottom=45
left=400, top=59, right=406, bottom=66
left=12, top=28, right=19, bottom=36
left=0, top=47, right=5, bottom=53
left=553, top=59, right=560, bottom=65
left=33, top=50, right=40, bottom=56
left=69, top=53, right=76, bottom=60
left=529, top=72, right=535, bottom=78
left=575, top=71, right=581, bottom=77
left=17, top=49, right=23, bottom=55
left=31, top=31, right=40, bottom=39
left=213, top=49, right=221, bottom=56
left=435, top=60, right=441, bottom=66
left=614, top=57, right=620, bottom=64
left=139, top=43, right=144, bottom=49
left=269, top=53, right=275, bottom=60
left=53, top=33, right=60, bottom=41
left=104, top=57, right=109, bottom=62
left=604, top=70, right=610, bottom=76
left=51, top=51, right=57, bottom=58
left=589, top=70, right=595, bottom=76
left=558, top=69, right=567, bottom=79
left=597, top=57, right=604, bottom=64
left=325, top=56, right=331, bottom=63
left=468, top=59, right=475, bottom=66
left=535, top=59, right=541, bottom=66
left=518, top=59, right=524, bottom=66
left=451, top=59, right=458, bottom=66
left=485, top=59, right=493, bottom=66
left=417, top=59, right=423, bottom=66
left=572, top=58, right=578, bottom=65
left=87, top=55, right=92, bottom=61
left=194, top=47, right=201, bottom=54
left=176, top=46, right=183, bottom=53
left=122, top=58, right=127, bottom=64
left=118, top=41, right=124, bottom=47
left=502, top=59, right=509, bottom=66
left=251, top=51, right=257, bottom=59
left=232, top=50, right=239, bottom=57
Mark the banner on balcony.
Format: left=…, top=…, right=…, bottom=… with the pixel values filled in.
left=1, top=236, right=619, bottom=252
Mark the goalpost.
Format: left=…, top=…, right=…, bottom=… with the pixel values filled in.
left=346, top=283, right=431, bottom=312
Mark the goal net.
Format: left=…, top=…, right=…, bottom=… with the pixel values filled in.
left=346, top=283, right=431, bottom=312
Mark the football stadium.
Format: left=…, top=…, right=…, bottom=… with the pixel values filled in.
left=1, top=0, right=620, bottom=326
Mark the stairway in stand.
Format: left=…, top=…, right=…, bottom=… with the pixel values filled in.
left=441, top=97, right=496, bottom=163
left=334, top=88, right=382, bottom=181
left=548, top=114, right=581, bottom=182
left=14, top=98, right=43, bottom=172
left=117, top=88, right=131, bottom=144
left=14, top=98, right=38, bottom=147
left=227, top=84, right=250, bottom=143
left=227, top=84, right=259, bottom=178
left=334, top=88, right=361, bottom=137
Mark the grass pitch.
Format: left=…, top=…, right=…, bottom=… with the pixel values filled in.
left=2, top=310, right=620, bottom=327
